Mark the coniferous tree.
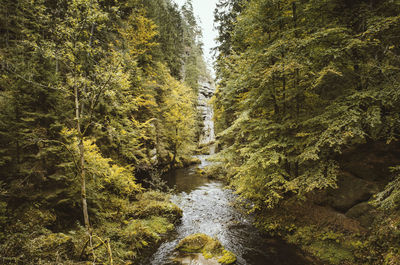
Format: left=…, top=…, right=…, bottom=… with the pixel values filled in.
left=0, top=0, right=207, bottom=263
left=214, top=0, right=400, bottom=208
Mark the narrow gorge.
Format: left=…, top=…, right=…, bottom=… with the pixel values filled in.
left=1, top=0, right=400, bottom=264
left=149, top=78, right=319, bottom=265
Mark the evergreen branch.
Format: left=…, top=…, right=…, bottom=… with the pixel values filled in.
left=1, top=62, right=72, bottom=94
left=37, top=139, right=80, bottom=174
left=82, top=59, right=123, bottom=136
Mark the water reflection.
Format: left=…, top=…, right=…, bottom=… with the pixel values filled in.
left=163, top=155, right=213, bottom=193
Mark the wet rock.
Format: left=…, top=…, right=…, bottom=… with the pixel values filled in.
left=173, top=253, right=220, bottom=265
left=174, top=233, right=236, bottom=265
left=316, top=172, right=380, bottom=212
left=345, top=202, right=376, bottom=228
left=339, top=141, right=400, bottom=182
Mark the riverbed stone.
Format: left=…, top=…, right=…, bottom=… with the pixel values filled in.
left=174, top=233, right=236, bottom=265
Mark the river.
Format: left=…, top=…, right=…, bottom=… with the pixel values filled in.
left=148, top=155, right=319, bottom=265
left=148, top=79, right=318, bottom=265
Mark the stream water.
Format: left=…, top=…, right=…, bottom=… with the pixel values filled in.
left=149, top=155, right=319, bottom=265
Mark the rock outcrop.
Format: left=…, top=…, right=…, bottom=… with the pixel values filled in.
left=345, top=202, right=376, bottom=228
left=197, top=80, right=215, bottom=148
left=327, top=172, right=379, bottom=212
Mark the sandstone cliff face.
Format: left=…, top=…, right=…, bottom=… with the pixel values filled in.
left=197, top=80, right=215, bottom=148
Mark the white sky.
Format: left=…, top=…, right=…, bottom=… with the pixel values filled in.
left=173, top=0, right=219, bottom=75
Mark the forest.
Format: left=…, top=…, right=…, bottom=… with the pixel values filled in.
left=0, top=0, right=209, bottom=263
left=213, top=0, right=400, bottom=264
left=1, top=0, right=400, bottom=264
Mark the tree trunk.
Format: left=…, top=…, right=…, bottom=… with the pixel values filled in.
left=171, top=127, right=178, bottom=167
left=75, top=85, right=90, bottom=230
left=15, top=104, right=20, bottom=165
left=292, top=2, right=298, bottom=37
left=282, top=67, right=286, bottom=114
left=79, top=139, right=90, bottom=229
left=295, top=69, right=300, bottom=119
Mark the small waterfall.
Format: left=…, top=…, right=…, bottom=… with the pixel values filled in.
left=197, top=80, right=216, bottom=153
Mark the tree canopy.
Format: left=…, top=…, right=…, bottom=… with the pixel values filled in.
left=0, top=0, right=209, bottom=263
left=214, top=0, right=400, bottom=209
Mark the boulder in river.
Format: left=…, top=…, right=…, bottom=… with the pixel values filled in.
left=172, top=233, right=236, bottom=265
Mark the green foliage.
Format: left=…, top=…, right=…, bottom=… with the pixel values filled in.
left=0, top=191, right=182, bottom=264
left=384, top=248, right=400, bottom=265
left=308, top=241, right=354, bottom=265
left=373, top=166, right=400, bottom=210
left=214, top=0, right=400, bottom=210
left=91, top=190, right=180, bottom=263
left=83, top=138, right=142, bottom=197
left=0, top=0, right=207, bottom=263
left=27, top=233, right=75, bottom=262
left=142, top=0, right=184, bottom=78
left=213, top=2, right=400, bottom=263
left=161, top=73, right=197, bottom=164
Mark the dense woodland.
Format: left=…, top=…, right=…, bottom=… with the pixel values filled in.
left=2, top=0, right=400, bottom=264
left=0, top=0, right=209, bottom=263
left=213, top=0, right=400, bottom=264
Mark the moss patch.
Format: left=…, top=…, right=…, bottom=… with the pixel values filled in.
left=130, top=191, right=183, bottom=224
left=308, top=241, right=354, bottom=265
left=176, top=233, right=236, bottom=264
left=29, top=232, right=74, bottom=261
left=218, top=249, right=237, bottom=264
left=202, top=163, right=228, bottom=180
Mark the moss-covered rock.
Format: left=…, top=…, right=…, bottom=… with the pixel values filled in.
left=345, top=202, right=376, bottom=228
left=218, top=250, right=237, bottom=264
left=177, top=233, right=212, bottom=253
left=130, top=191, right=183, bottom=224
left=255, top=199, right=363, bottom=265
left=308, top=241, right=354, bottom=265
left=175, top=233, right=236, bottom=264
